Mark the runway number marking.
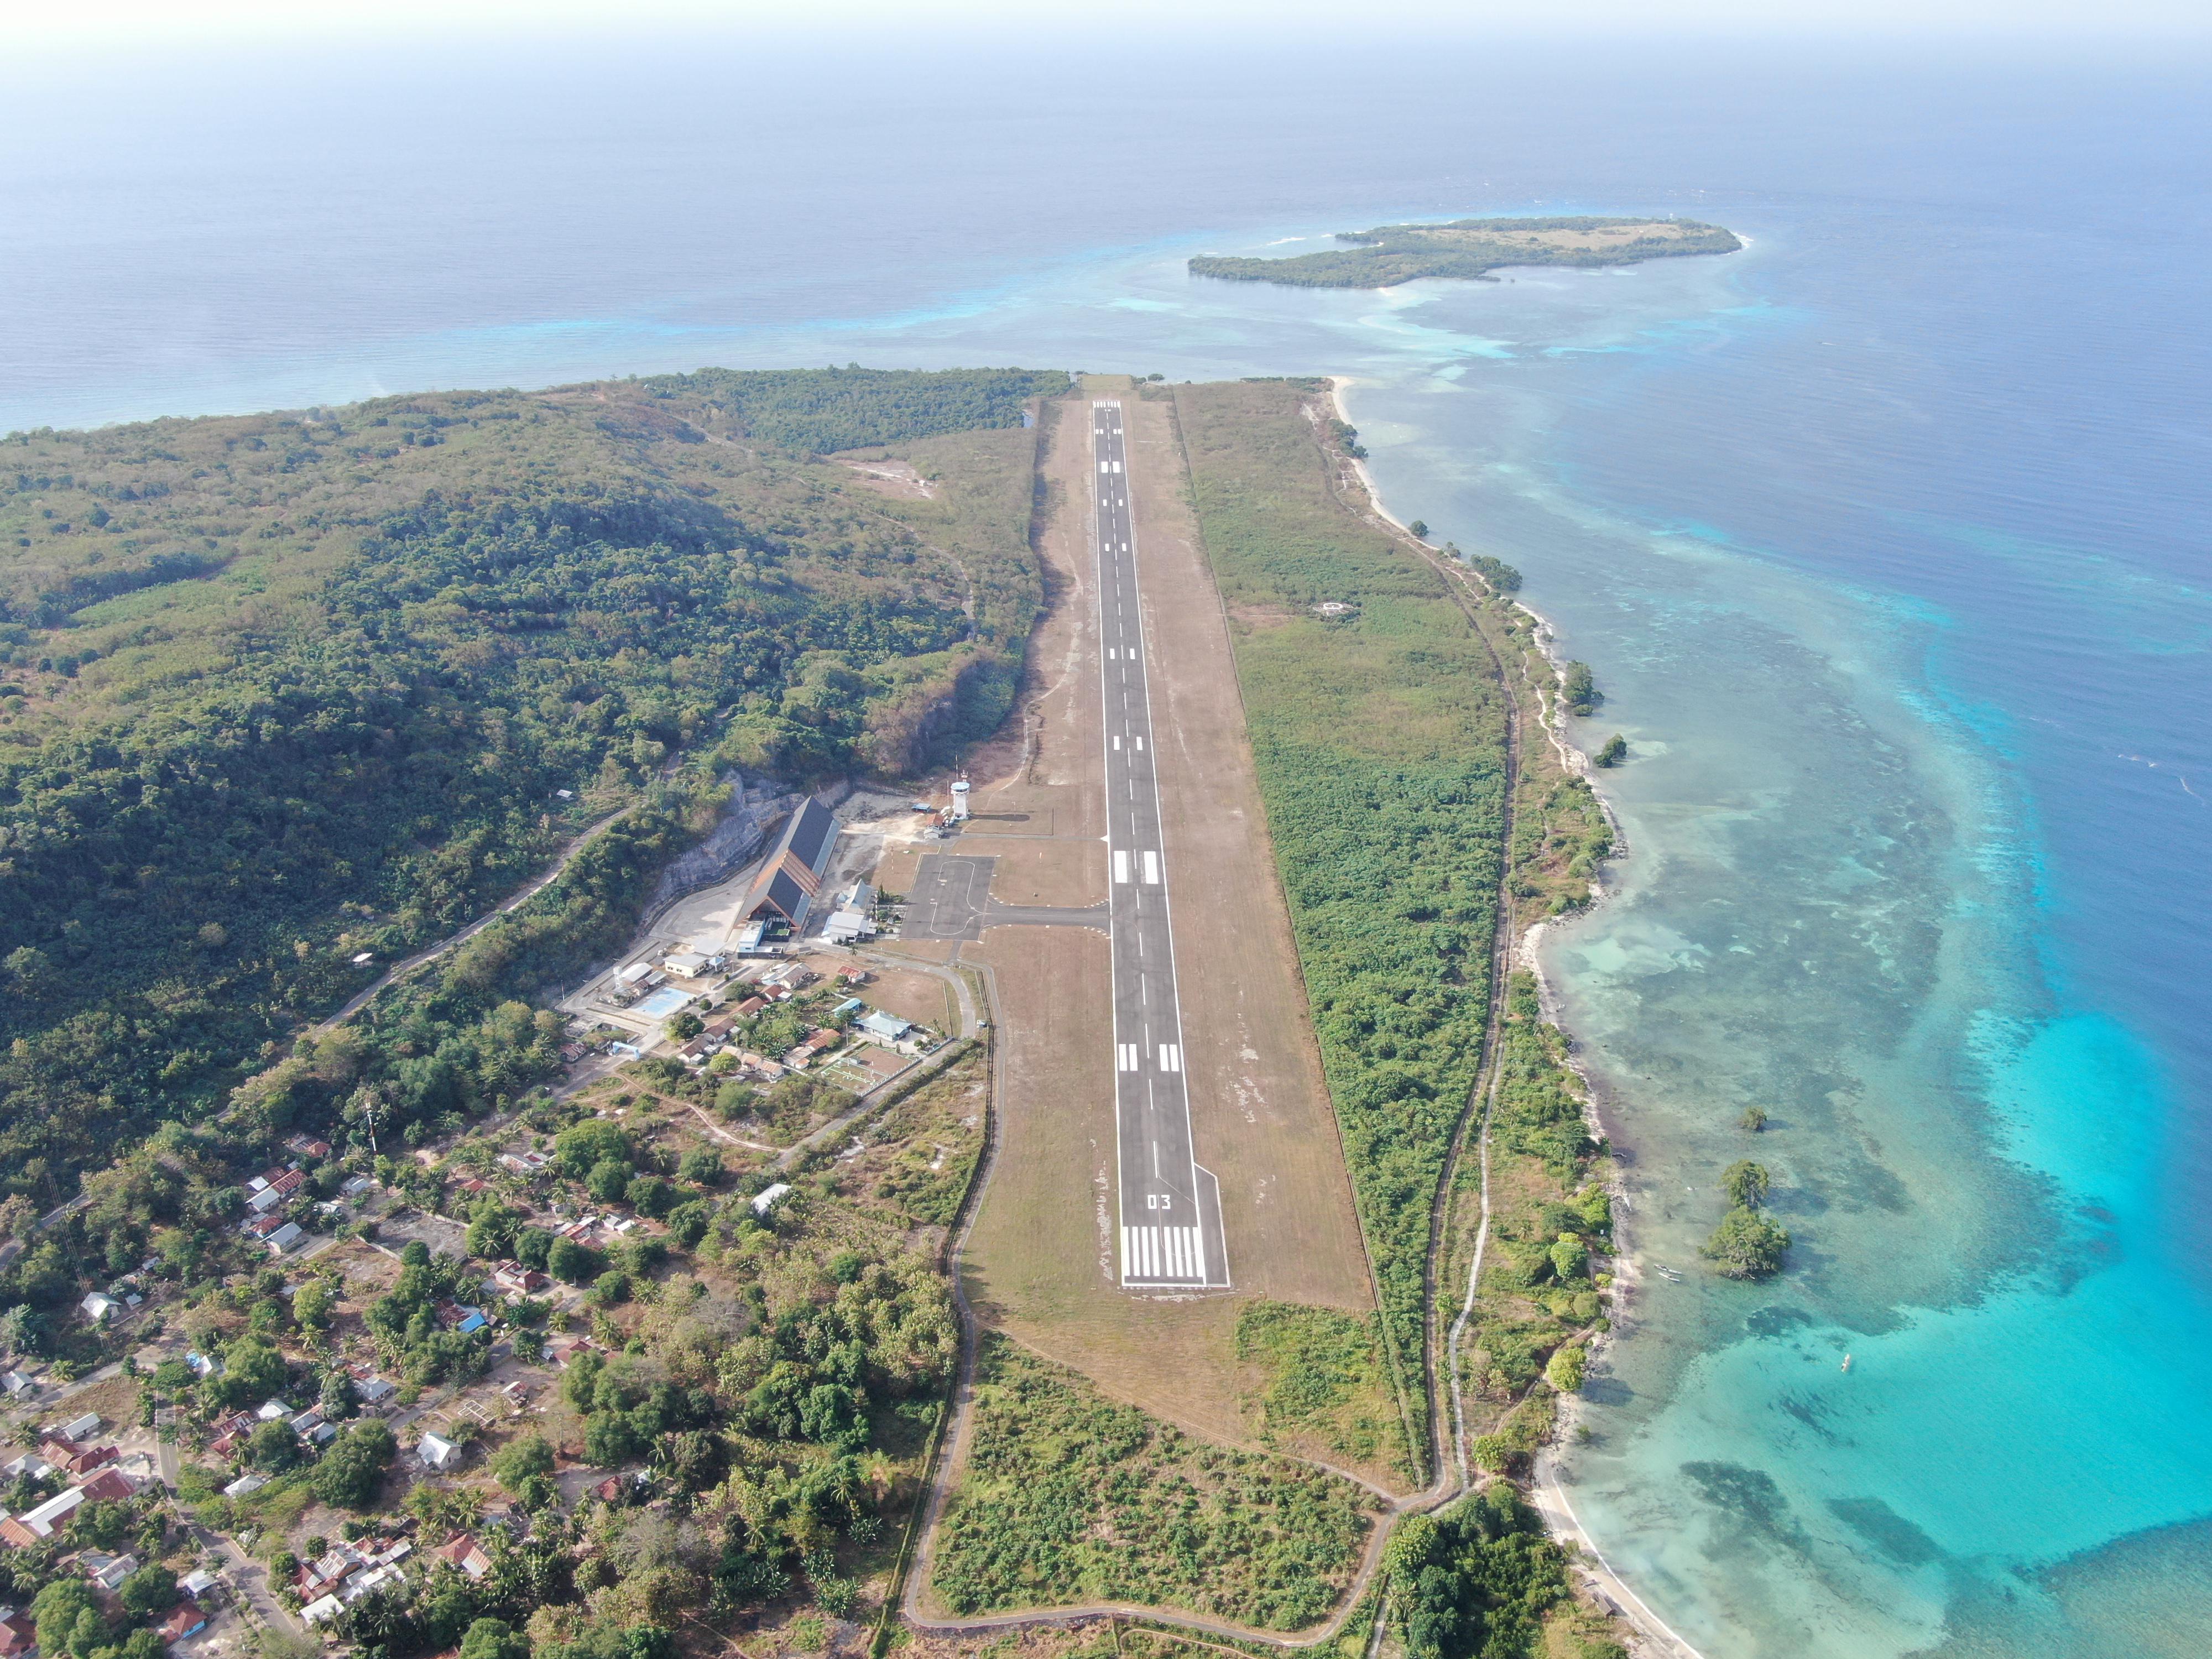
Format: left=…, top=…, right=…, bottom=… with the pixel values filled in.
left=1095, top=399, right=1227, bottom=1292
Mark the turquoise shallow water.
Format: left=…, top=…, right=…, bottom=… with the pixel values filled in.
left=5, top=34, right=2210, bottom=1655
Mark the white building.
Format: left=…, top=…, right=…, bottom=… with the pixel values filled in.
left=79, top=1551, right=137, bottom=1591
left=416, top=1431, right=460, bottom=1470
left=13, top=1484, right=85, bottom=1538
left=857, top=1010, right=913, bottom=1045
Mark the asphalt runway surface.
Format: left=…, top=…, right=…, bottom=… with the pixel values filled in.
left=904, top=852, right=1108, bottom=940
left=1092, top=401, right=1229, bottom=1290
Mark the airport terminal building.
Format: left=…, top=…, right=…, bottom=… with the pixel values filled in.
left=739, top=796, right=839, bottom=933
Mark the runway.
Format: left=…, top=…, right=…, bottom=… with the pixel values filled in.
left=1093, top=400, right=1229, bottom=1290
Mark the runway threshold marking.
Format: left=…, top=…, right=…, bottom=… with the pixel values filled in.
left=1093, top=398, right=1228, bottom=1292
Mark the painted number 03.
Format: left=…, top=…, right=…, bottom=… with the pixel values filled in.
left=1146, top=1193, right=1172, bottom=1211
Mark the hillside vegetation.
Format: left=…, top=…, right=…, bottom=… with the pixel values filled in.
left=0, top=367, right=1060, bottom=1190
left=1190, top=216, right=1739, bottom=289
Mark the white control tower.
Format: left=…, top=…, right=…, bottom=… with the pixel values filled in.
left=948, top=778, right=971, bottom=821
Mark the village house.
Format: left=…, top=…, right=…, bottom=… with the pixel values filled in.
left=2, top=1483, right=85, bottom=1546
left=159, top=1604, right=208, bottom=1642
left=75, top=1469, right=136, bottom=1505
left=491, top=1262, right=551, bottom=1297
left=77, top=1550, right=137, bottom=1592
left=857, top=1009, right=916, bottom=1047
left=440, top=1533, right=493, bottom=1580
left=416, top=1431, right=460, bottom=1471
left=51, top=1442, right=118, bottom=1479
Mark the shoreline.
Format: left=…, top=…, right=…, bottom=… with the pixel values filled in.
left=1328, top=374, right=1699, bottom=1659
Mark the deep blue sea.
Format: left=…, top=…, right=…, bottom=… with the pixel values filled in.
left=6, top=31, right=2209, bottom=1656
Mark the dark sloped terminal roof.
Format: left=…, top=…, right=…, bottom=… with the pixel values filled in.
left=742, top=796, right=841, bottom=926
left=786, top=798, right=837, bottom=869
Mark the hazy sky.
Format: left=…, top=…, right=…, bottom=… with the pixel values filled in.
left=14, top=0, right=2212, bottom=49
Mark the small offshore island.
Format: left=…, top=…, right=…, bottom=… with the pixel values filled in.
left=1190, top=215, right=1741, bottom=288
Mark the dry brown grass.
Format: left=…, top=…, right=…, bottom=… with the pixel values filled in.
left=873, top=844, right=924, bottom=900
left=967, top=833, right=1105, bottom=909
left=45, top=1375, right=140, bottom=1434
left=795, top=953, right=953, bottom=1031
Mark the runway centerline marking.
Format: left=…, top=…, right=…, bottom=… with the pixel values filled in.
left=1094, top=399, right=1227, bottom=1291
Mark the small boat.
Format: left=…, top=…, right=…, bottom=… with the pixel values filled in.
left=1840, top=1354, right=1853, bottom=1373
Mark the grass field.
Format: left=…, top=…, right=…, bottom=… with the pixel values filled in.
left=928, top=1334, right=1376, bottom=1629
left=1171, top=379, right=1515, bottom=1466
left=1235, top=1301, right=1413, bottom=1484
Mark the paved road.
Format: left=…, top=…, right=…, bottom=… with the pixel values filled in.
left=1092, top=400, right=1227, bottom=1290
left=0, top=1191, right=90, bottom=1270
left=194, top=1523, right=306, bottom=1642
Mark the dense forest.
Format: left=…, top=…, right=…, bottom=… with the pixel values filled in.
left=1189, top=216, right=1739, bottom=289
left=0, top=367, right=1060, bottom=1193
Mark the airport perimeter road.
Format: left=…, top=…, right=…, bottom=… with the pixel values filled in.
left=1093, top=400, right=1228, bottom=1290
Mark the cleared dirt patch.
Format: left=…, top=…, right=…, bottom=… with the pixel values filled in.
left=836, top=456, right=937, bottom=498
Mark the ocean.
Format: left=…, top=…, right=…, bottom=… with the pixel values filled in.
left=6, top=31, right=2209, bottom=1657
